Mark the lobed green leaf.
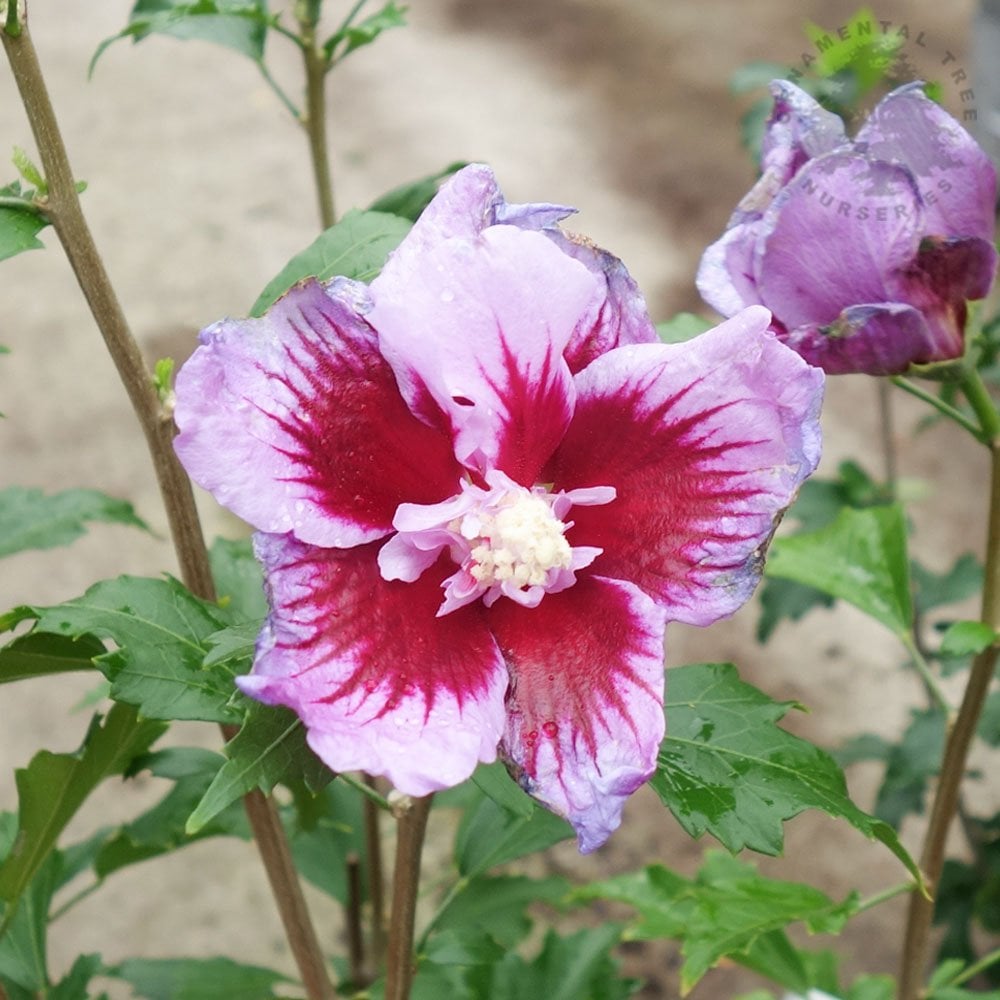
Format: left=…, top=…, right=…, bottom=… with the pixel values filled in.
left=105, top=956, right=293, bottom=1000
left=0, top=704, right=165, bottom=907
left=324, top=0, right=407, bottom=62
left=28, top=576, right=242, bottom=723
left=368, top=161, right=469, bottom=222
left=0, top=632, right=104, bottom=684
left=91, top=0, right=271, bottom=74
left=0, top=486, right=149, bottom=558
left=654, top=663, right=920, bottom=882
left=576, top=851, right=858, bottom=992
left=765, top=504, right=912, bottom=635
left=186, top=702, right=333, bottom=833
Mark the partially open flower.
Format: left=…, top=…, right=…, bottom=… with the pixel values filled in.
left=698, top=81, right=998, bottom=375
left=174, top=164, right=823, bottom=851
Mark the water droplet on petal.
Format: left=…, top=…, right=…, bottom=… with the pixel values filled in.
left=524, top=729, right=538, bottom=746
left=542, top=721, right=559, bottom=739
left=440, top=288, right=455, bottom=303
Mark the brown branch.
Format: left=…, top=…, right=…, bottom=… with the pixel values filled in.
left=2, top=12, right=333, bottom=998
left=384, top=795, right=433, bottom=1000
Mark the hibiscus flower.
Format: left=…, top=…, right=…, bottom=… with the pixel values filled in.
left=697, top=81, right=997, bottom=375
left=174, top=165, right=823, bottom=851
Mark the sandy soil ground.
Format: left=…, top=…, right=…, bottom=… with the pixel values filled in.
left=1, top=1, right=994, bottom=996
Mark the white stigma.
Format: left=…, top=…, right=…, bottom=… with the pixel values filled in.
left=465, top=493, right=572, bottom=589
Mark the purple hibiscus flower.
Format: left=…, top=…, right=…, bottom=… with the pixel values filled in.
left=697, top=80, right=998, bottom=375
left=174, top=164, right=823, bottom=851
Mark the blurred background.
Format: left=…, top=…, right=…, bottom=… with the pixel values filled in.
left=1, top=1, right=992, bottom=995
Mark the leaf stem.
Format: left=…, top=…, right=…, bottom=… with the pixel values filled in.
left=338, top=771, right=392, bottom=811
left=384, top=795, right=433, bottom=1000
left=890, top=375, right=987, bottom=443
left=960, top=367, right=1000, bottom=443
left=855, top=880, right=915, bottom=914
left=899, top=633, right=950, bottom=715
left=947, top=945, right=1000, bottom=986
left=898, top=443, right=1000, bottom=998
left=255, top=57, right=302, bottom=121
left=2, top=17, right=333, bottom=999
left=346, top=854, right=368, bottom=986
left=296, top=11, right=335, bottom=229
left=0, top=194, right=44, bottom=213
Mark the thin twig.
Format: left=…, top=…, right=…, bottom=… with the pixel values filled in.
left=898, top=441, right=1000, bottom=998
left=384, top=795, right=434, bottom=1000
left=296, top=10, right=335, bottom=228
left=2, top=15, right=333, bottom=999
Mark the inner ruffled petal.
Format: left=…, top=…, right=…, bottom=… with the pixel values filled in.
left=370, top=225, right=602, bottom=484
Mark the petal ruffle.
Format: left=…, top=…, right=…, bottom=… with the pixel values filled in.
left=370, top=225, right=602, bottom=484
left=760, top=80, right=846, bottom=187
left=239, top=533, right=508, bottom=794
left=546, top=307, right=823, bottom=626
left=755, top=151, right=922, bottom=329
left=547, top=230, right=659, bottom=373
left=856, top=83, right=997, bottom=242
left=174, top=279, right=461, bottom=547
left=696, top=222, right=766, bottom=318
left=782, top=303, right=943, bottom=375
left=488, top=574, right=667, bottom=853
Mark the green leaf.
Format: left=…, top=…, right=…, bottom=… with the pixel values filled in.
left=0, top=846, right=59, bottom=993
left=454, top=792, right=573, bottom=878
left=324, top=0, right=407, bottom=62
left=470, top=925, right=634, bottom=1000
left=106, top=956, right=293, bottom=1000
left=208, top=536, right=266, bottom=624
left=0, top=704, right=165, bottom=905
left=0, top=179, right=47, bottom=262
left=577, top=852, right=857, bottom=993
left=765, top=504, right=912, bottom=635
left=94, top=748, right=248, bottom=879
left=251, top=208, right=412, bottom=316
left=91, top=0, right=271, bottom=74
left=0, top=632, right=104, bottom=684
left=939, top=620, right=996, bottom=658
left=912, top=554, right=984, bottom=615
left=286, top=780, right=366, bottom=902
left=655, top=312, right=714, bottom=344
left=0, top=204, right=46, bottom=261
left=49, top=953, right=103, bottom=1000
left=471, top=761, right=535, bottom=819
left=368, top=161, right=469, bottom=222
left=872, top=708, right=946, bottom=828
left=186, top=702, right=333, bottom=833
left=755, top=576, right=833, bottom=642
left=29, top=576, right=241, bottom=723
left=202, top=620, right=260, bottom=670
left=11, top=148, right=44, bottom=193
left=654, top=663, right=920, bottom=882
left=432, top=875, right=571, bottom=950
left=0, top=486, right=149, bottom=558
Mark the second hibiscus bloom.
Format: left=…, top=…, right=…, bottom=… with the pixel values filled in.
left=174, top=165, right=823, bottom=851
left=698, top=81, right=998, bottom=376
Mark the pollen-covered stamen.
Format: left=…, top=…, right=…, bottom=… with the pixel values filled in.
left=465, top=492, right=573, bottom=588
left=377, top=469, right=615, bottom=616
